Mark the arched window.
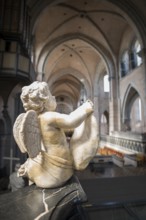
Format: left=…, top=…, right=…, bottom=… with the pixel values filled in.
left=130, top=40, right=142, bottom=69
left=135, top=40, right=142, bottom=66
left=103, top=74, right=109, bottom=92
left=120, top=50, right=129, bottom=77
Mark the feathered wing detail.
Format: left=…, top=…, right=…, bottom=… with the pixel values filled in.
left=13, top=113, right=27, bottom=153
left=70, top=114, right=98, bottom=170
left=13, top=110, right=41, bottom=158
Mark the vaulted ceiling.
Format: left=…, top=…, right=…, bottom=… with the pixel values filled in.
left=26, top=0, right=143, bottom=109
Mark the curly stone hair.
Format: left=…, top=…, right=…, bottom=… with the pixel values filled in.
left=21, top=81, right=56, bottom=113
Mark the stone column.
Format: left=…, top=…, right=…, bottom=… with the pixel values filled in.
left=138, top=48, right=146, bottom=132
left=36, top=72, right=45, bottom=81
left=93, top=95, right=100, bottom=135
left=109, top=76, right=120, bottom=134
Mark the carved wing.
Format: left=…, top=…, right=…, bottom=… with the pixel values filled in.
left=70, top=114, right=98, bottom=170
left=13, top=113, right=27, bottom=153
left=13, top=110, right=41, bottom=158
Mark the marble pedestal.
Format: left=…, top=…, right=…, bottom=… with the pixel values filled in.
left=0, top=176, right=87, bottom=220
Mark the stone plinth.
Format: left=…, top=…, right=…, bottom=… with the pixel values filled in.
left=0, top=176, right=87, bottom=220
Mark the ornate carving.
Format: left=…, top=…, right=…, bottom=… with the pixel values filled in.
left=13, top=81, right=98, bottom=188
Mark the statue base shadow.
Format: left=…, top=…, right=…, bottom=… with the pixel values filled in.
left=0, top=176, right=87, bottom=220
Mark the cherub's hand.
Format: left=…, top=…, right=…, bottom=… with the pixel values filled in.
left=84, top=99, right=94, bottom=115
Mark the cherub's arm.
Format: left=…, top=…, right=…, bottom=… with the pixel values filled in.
left=52, top=100, right=94, bottom=129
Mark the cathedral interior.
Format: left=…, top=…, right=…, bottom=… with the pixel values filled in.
left=0, top=0, right=146, bottom=217
left=0, top=0, right=146, bottom=174
left=1, top=0, right=146, bottom=218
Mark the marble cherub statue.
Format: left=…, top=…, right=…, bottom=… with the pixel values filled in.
left=13, top=81, right=98, bottom=188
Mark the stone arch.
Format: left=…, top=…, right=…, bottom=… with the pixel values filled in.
left=37, top=33, right=116, bottom=103
left=37, top=33, right=115, bottom=80
left=109, top=0, right=146, bottom=47
left=122, top=84, right=143, bottom=132
left=48, top=68, right=91, bottom=100
left=7, top=83, right=23, bottom=124
left=96, top=70, right=109, bottom=98
left=100, top=110, right=109, bottom=135
left=30, top=0, right=146, bottom=48
left=94, top=63, right=107, bottom=97
left=5, top=84, right=27, bottom=174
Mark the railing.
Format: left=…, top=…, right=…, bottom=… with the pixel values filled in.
left=100, top=133, right=146, bottom=154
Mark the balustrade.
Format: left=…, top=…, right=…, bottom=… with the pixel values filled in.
left=100, top=133, right=146, bottom=154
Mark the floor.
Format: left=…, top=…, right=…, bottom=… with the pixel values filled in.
left=75, top=162, right=146, bottom=220
left=1, top=162, right=146, bottom=219
left=75, top=162, right=146, bottom=179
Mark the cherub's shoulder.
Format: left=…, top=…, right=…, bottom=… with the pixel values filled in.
left=39, top=111, right=59, bottom=120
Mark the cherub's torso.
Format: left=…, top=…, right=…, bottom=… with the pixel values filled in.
left=38, top=112, right=72, bottom=160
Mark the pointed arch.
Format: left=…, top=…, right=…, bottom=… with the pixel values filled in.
left=130, top=39, right=142, bottom=69
left=7, top=83, right=24, bottom=123
left=37, top=33, right=115, bottom=80
left=48, top=68, right=91, bottom=102
left=100, top=110, right=109, bottom=135
left=122, top=84, right=143, bottom=132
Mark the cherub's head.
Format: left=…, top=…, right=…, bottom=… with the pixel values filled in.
left=21, top=81, right=57, bottom=113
